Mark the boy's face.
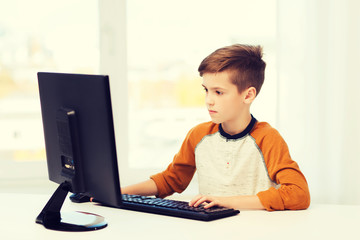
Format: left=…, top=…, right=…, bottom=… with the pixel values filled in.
left=202, top=71, right=251, bottom=128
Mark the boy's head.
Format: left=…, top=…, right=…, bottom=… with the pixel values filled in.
left=198, top=44, right=266, bottom=96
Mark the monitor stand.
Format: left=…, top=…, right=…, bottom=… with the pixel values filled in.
left=36, top=182, right=107, bottom=231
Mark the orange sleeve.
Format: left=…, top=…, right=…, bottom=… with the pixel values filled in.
left=253, top=123, right=310, bottom=211
left=151, top=122, right=218, bottom=198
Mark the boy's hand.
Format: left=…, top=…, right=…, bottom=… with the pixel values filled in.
left=189, top=194, right=265, bottom=210
left=189, top=194, right=227, bottom=209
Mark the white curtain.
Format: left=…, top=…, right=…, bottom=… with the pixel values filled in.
left=277, top=0, right=360, bottom=205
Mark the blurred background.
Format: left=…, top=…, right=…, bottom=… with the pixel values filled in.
left=0, top=0, right=359, bottom=205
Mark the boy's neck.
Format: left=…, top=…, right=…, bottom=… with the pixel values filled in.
left=221, top=112, right=252, bottom=136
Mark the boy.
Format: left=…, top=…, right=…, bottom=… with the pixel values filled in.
left=122, top=44, right=310, bottom=211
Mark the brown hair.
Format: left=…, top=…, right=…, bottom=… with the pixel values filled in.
left=198, top=44, right=266, bottom=95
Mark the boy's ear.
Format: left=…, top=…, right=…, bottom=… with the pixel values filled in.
left=244, top=87, right=257, bottom=103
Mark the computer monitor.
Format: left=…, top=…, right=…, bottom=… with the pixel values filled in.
left=36, top=72, right=122, bottom=231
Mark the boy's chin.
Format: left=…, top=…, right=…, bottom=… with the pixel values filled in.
left=210, top=118, right=222, bottom=124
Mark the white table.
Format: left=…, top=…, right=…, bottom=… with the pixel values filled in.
left=1, top=193, right=359, bottom=240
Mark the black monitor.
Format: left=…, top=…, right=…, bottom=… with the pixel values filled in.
left=36, top=72, right=122, bottom=231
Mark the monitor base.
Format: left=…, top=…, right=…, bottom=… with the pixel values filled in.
left=37, top=211, right=107, bottom=231
left=36, top=182, right=107, bottom=231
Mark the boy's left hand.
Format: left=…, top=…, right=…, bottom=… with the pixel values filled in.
left=189, top=194, right=228, bottom=209
left=189, top=194, right=265, bottom=210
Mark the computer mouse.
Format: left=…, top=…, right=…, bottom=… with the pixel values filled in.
left=69, top=193, right=91, bottom=203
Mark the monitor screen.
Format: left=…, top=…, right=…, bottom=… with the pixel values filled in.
left=36, top=72, right=122, bottom=231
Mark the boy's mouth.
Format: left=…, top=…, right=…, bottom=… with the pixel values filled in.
left=208, top=110, right=217, bottom=114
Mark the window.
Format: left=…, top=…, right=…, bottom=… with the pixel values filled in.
left=0, top=0, right=99, bottom=192
left=1, top=0, right=277, bottom=194
left=126, top=0, right=277, bottom=175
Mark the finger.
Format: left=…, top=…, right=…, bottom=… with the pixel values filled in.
left=189, top=194, right=203, bottom=206
left=204, top=201, right=217, bottom=209
left=193, top=196, right=212, bottom=207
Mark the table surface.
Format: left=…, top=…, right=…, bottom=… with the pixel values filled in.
left=1, top=193, right=359, bottom=240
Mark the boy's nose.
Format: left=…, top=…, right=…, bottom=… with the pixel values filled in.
left=205, top=94, right=214, bottom=106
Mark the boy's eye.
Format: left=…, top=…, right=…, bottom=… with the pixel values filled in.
left=216, top=91, right=223, bottom=95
